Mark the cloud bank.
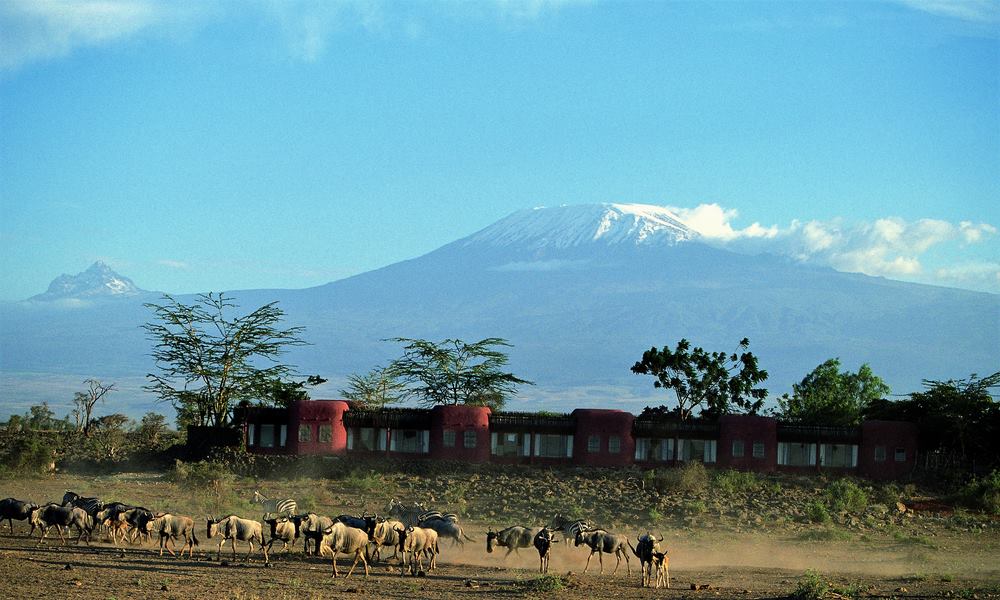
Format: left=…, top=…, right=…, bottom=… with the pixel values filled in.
left=669, top=203, right=999, bottom=293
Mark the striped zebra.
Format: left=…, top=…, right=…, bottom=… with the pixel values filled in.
left=70, top=496, right=104, bottom=519
left=417, top=510, right=458, bottom=525
left=251, top=491, right=297, bottom=519
left=548, top=513, right=592, bottom=544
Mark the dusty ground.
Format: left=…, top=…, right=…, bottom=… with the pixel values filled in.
left=1, top=472, right=998, bottom=599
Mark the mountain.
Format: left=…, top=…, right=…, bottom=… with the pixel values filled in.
left=2, top=204, right=998, bottom=418
left=29, top=261, right=146, bottom=302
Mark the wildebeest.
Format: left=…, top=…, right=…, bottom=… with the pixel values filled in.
left=549, top=513, right=591, bottom=545
left=251, top=490, right=297, bottom=519
left=395, top=525, right=439, bottom=576
left=207, top=515, right=268, bottom=563
left=367, top=518, right=404, bottom=563
left=651, top=549, right=670, bottom=589
left=30, top=504, right=93, bottom=545
left=418, top=514, right=474, bottom=546
left=628, top=532, right=665, bottom=587
left=122, top=507, right=155, bottom=544
left=300, top=513, right=334, bottom=555
left=533, top=527, right=556, bottom=574
left=318, top=522, right=370, bottom=578
left=264, top=515, right=300, bottom=553
left=486, top=525, right=543, bottom=558
left=151, top=513, right=199, bottom=558
left=575, top=528, right=631, bottom=575
left=0, top=498, right=38, bottom=534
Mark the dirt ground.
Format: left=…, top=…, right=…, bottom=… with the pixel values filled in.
left=2, top=474, right=998, bottom=599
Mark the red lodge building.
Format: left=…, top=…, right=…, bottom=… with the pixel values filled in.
left=235, top=400, right=918, bottom=480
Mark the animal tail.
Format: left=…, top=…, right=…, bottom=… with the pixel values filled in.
left=191, top=532, right=200, bottom=547
left=461, top=528, right=476, bottom=542
left=628, top=539, right=638, bottom=558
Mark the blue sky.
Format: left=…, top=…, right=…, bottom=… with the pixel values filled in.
left=1, top=0, right=998, bottom=303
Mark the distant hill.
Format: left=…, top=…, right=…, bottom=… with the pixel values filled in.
left=29, top=261, right=146, bottom=302
left=1, top=204, right=997, bottom=418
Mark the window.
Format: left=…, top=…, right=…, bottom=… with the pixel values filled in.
left=247, top=424, right=255, bottom=447
left=752, top=442, right=765, bottom=459
left=678, top=439, right=716, bottom=463
left=259, top=424, right=275, bottom=448
left=608, top=436, right=621, bottom=454
left=894, top=447, right=906, bottom=462
left=463, top=430, right=477, bottom=449
left=348, top=427, right=379, bottom=451
left=443, top=429, right=456, bottom=448
left=732, top=440, right=745, bottom=458
left=819, top=444, right=858, bottom=468
left=318, top=424, right=332, bottom=443
left=534, top=434, right=573, bottom=458
left=635, top=438, right=675, bottom=461
left=279, top=425, right=287, bottom=447
left=390, top=429, right=429, bottom=454
left=874, top=446, right=886, bottom=462
left=587, top=435, right=601, bottom=453
left=491, top=432, right=530, bottom=457
left=298, top=424, right=312, bottom=443
left=778, top=442, right=816, bottom=466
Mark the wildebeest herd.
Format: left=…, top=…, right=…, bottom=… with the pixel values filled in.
left=0, top=492, right=670, bottom=588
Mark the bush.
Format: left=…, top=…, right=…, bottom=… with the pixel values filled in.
left=827, top=479, right=868, bottom=514
left=715, top=469, right=759, bottom=494
left=169, top=459, right=235, bottom=486
left=793, top=570, right=829, bottom=600
left=806, top=500, right=832, bottom=524
left=956, top=470, right=1000, bottom=515
left=677, top=461, right=709, bottom=493
left=0, top=432, right=58, bottom=478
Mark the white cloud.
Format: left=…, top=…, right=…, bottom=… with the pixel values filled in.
left=157, top=259, right=189, bottom=270
left=897, top=0, right=1000, bottom=24
left=667, top=203, right=778, bottom=242
left=960, top=221, right=998, bottom=243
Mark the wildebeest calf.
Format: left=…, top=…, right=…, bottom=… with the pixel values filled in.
left=533, top=527, right=556, bottom=574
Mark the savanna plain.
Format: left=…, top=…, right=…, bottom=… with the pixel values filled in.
left=2, top=461, right=997, bottom=600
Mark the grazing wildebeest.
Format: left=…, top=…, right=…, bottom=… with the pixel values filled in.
left=0, top=498, right=38, bottom=534
left=549, top=513, right=591, bottom=545
left=251, top=491, right=297, bottom=519
left=575, top=528, right=631, bottom=575
left=486, top=525, right=543, bottom=558
left=207, top=515, right=268, bottom=563
left=533, top=527, right=556, bottom=574
left=628, top=532, right=665, bottom=587
left=151, top=513, right=199, bottom=558
left=395, top=525, right=439, bottom=576
left=367, top=518, right=404, bottom=563
left=319, top=522, right=370, bottom=579
left=264, top=515, right=300, bottom=553
left=300, top=513, right=334, bottom=555
left=30, top=504, right=93, bottom=545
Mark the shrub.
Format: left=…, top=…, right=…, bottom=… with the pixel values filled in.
left=956, top=470, right=1000, bottom=515
left=806, top=500, right=832, bottom=524
left=518, top=575, right=564, bottom=593
left=715, top=469, right=759, bottom=494
left=793, top=570, right=829, bottom=600
left=169, top=459, right=234, bottom=486
left=827, top=479, right=868, bottom=514
left=684, top=500, right=707, bottom=515
left=677, top=461, right=709, bottom=493
left=797, top=528, right=851, bottom=542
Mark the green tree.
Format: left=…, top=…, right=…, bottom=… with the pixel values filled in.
left=266, top=375, right=328, bottom=408
left=778, top=359, right=890, bottom=426
left=340, top=366, right=406, bottom=409
left=143, top=293, right=307, bottom=427
left=388, top=337, right=532, bottom=410
left=866, top=372, right=999, bottom=464
left=87, top=413, right=131, bottom=461
left=132, top=412, right=169, bottom=450
left=631, top=337, right=768, bottom=420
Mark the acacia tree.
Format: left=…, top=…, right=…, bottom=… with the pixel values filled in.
left=143, top=293, right=307, bottom=428
left=631, top=337, right=768, bottom=420
left=72, top=378, right=116, bottom=436
left=778, top=359, right=890, bottom=426
left=388, top=337, right=532, bottom=410
left=339, top=366, right=406, bottom=409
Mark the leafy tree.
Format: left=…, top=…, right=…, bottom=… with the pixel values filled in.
left=388, top=337, right=532, bottom=410
left=23, top=402, right=70, bottom=431
left=778, top=359, right=890, bottom=426
left=71, top=378, right=116, bottom=436
left=631, top=337, right=768, bottom=420
left=143, top=293, right=307, bottom=428
left=266, top=375, right=328, bottom=408
left=87, top=413, right=131, bottom=461
left=340, top=366, right=406, bottom=409
left=132, top=412, right=169, bottom=450
left=866, top=372, right=999, bottom=466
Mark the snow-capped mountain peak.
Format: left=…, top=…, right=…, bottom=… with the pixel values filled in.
left=463, top=203, right=699, bottom=249
left=30, top=261, right=144, bottom=301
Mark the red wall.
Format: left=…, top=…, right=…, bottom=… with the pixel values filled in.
left=289, top=400, right=350, bottom=456
left=718, top=414, right=778, bottom=472
left=859, top=420, right=918, bottom=480
left=572, top=409, right=635, bottom=467
left=429, top=405, right=492, bottom=463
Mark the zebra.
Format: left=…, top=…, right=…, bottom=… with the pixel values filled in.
left=251, top=491, right=297, bottom=519
left=548, top=513, right=591, bottom=544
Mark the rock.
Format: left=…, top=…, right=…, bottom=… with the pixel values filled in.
left=64, top=564, right=73, bottom=570
left=465, top=579, right=480, bottom=588
left=897, top=502, right=907, bottom=513
left=161, top=585, right=169, bottom=592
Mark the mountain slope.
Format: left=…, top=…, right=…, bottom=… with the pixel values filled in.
left=2, top=204, right=997, bottom=416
